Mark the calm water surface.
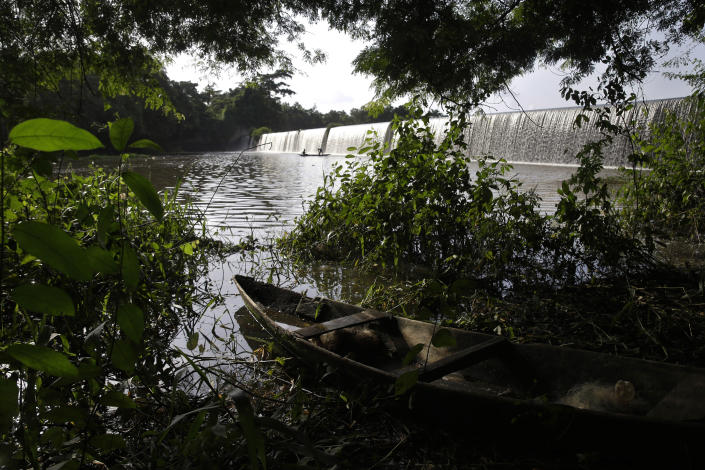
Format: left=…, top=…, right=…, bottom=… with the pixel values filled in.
left=77, top=152, right=619, bottom=355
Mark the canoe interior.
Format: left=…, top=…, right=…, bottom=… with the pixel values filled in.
left=236, top=276, right=705, bottom=422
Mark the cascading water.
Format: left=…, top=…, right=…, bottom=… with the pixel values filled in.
left=259, top=130, right=301, bottom=153
left=253, top=98, right=689, bottom=165
left=298, top=128, right=329, bottom=154
left=465, top=98, right=691, bottom=166
left=324, top=122, right=393, bottom=155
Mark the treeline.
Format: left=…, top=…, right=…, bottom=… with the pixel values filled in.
left=8, top=70, right=414, bottom=152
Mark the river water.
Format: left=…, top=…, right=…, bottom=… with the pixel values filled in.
left=76, top=151, right=620, bottom=357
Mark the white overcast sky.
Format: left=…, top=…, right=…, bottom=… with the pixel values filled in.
left=166, top=21, right=705, bottom=114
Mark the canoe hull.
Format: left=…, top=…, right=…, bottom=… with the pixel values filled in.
left=235, top=275, right=705, bottom=456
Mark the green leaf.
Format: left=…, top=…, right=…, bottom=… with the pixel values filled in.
left=394, top=370, right=419, bottom=396
left=402, top=343, right=424, bottom=366
left=186, top=332, right=199, bottom=351
left=122, top=171, right=164, bottom=221
left=13, top=222, right=93, bottom=281
left=431, top=329, right=457, bottom=348
left=90, top=434, right=126, bottom=453
left=41, top=406, right=87, bottom=426
left=6, top=344, right=79, bottom=378
left=100, top=390, right=137, bottom=409
left=77, top=361, right=101, bottom=379
left=41, top=426, right=67, bottom=449
left=121, top=245, right=140, bottom=291
left=128, top=138, right=163, bottom=152
left=108, top=118, right=134, bottom=152
left=111, top=339, right=138, bottom=374
left=9, top=118, right=103, bottom=152
left=97, top=205, right=117, bottom=243
left=85, top=246, right=119, bottom=275
left=12, top=284, right=75, bottom=316
left=0, top=377, right=19, bottom=433
left=180, top=241, right=194, bottom=255
left=118, top=304, right=144, bottom=343
left=232, top=391, right=266, bottom=470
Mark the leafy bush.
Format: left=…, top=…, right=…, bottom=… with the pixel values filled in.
left=620, top=94, right=705, bottom=247
left=281, top=105, right=552, bottom=291
left=553, top=136, right=650, bottom=283
left=0, top=118, right=213, bottom=468
left=250, top=126, right=272, bottom=140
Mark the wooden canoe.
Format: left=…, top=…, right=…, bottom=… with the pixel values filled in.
left=235, top=275, right=705, bottom=456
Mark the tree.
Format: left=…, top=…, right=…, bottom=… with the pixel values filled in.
left=320, top=0, right=705, bottom=105
left=0, top=0, right=322, bottom=135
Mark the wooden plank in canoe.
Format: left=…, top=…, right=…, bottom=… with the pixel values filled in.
left=395, top=336, right=508, bottom=383
left=293, top=309, right=390, bottom=339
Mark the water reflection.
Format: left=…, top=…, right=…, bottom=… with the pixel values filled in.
left=73, top=152, right=620, bottom=356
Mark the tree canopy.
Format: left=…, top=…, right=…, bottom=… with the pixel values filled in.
left=0, top=0, right=323, bottom=133
left=3, top=0, right=704, bottom=134
left=323, top=0, right=705, bottom=103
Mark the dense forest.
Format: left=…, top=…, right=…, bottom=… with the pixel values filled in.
left=2, top=69, right=411, bottom=152
left=2, top=0, right=705, bottom=469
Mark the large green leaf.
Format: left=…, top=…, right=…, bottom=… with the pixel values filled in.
left=0, top=377, right=19, bottom=433
left=13, top=222, right=93, bottom=281
left=121, top=245, right=140, bottom=291
left=11, top=284, right=75, bottom=317
left=109, top=118, right=134, bottom=152
left=97, top=205, right=117, bottom=242
left=394, top=370, right=419, bottom=396
left=9, top=118, right=103, bottom=152
left=111, top=339, right=138, bottom=374
left=85, top=246, right=119, bottom=275
left=128, top=138, right=163, bottom=152
left=118, top=303, right=144, bottom=343
left=402, top=343, right=424, bottom=366
left=122, top=171, right=164, bottom=221
left=6, top=344, right=79, bottom=378
left=77, top=361, right=101, bottom=378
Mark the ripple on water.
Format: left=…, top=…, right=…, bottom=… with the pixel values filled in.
left=71, top=151, right=622, bottom=353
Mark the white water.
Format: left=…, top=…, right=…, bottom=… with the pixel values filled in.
left=323, top=122, right=392, bottom=155
left=256, top=98, right=690, bottom=165
left=465, top=98, right=692, bottom=166
left=298, top=127, right=328, bottom=154
left=259, top=130, right=300, bottom=153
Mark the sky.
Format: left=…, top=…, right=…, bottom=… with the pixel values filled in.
left=166, top=21, right=705, bottom=114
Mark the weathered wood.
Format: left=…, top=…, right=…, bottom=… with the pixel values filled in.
left=235, top=275, right=705, bottom=452
left=395, top=336, right=508, bottom=383
left=648, top=374, right=705, bottom=421
left=293, top=309, right=390, bottom=339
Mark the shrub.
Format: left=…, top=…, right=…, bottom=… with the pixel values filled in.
left=620, top=94, right=705, bottom=247
left=0, top=118, right=212, bottom=468
left=281, top=104, right=551, bottom=291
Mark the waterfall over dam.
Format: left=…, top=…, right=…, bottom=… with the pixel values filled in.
left=259, top=130, right=301, bottom=153
left=255, top=98, right=689, bottom=166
